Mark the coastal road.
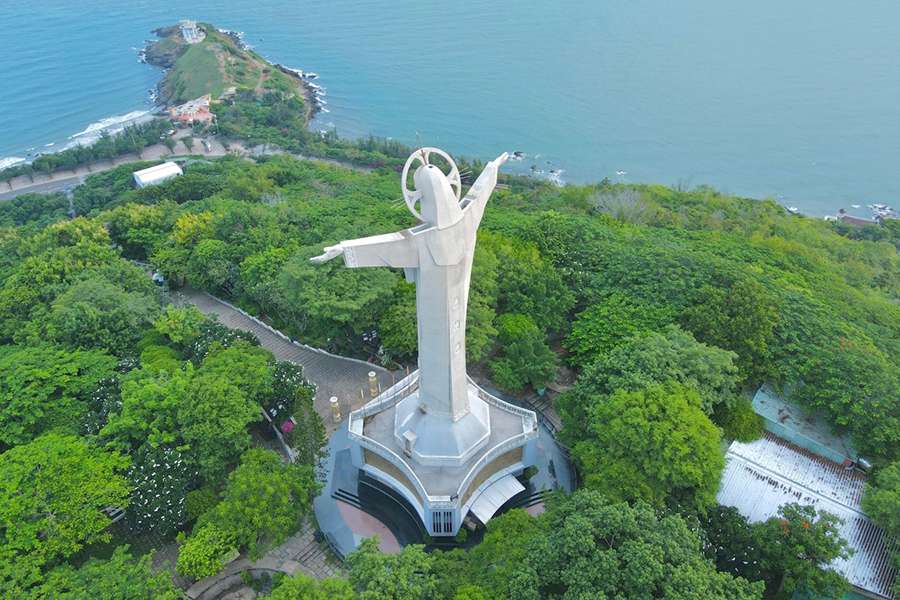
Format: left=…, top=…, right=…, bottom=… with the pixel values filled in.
left=0, top=132, right=237, bottom=202
left=0, top=176, right=83, bottom=201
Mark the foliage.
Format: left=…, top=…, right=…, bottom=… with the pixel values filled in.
left=176, top=522, right=236, bottom=580
left=681, top=279, right=780, bottom=382
left=198, top=448, right=319, bottom=560
left=0, top=433, right=130, bottom=593
left=347, top=538, right=439, bottom=600
left=33, top=546, right=184, bottom=600
left=572, top=383, right=725, bottom=512
left=558, top=324, right=739, bottom=438
left=703, top=503, right=851, bottom=599
left=862, top=461, right=900, bottom=539
left=717, top=397, right=765, bottom=442
left=46, top=277, right=161, bottom=355
left=0, top=120, right=171, bottom=184
left=758, top=503, right=850, bottom=599
left=266, top=571, right=355, bottom=600
left=488, top=313, right=557, bottom=392
left=474, top=492, right=763, bottom=600
left=564, top=292, right=674, bottom=366
left=0, top=345, right=117, bottom=448
left=101, top=365, right=192, bottom=451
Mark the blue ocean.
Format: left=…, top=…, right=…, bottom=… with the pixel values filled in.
left=1, top=0, right=899, bottom=216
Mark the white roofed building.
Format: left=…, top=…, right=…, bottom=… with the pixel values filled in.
left=133, top=162, right=183, bottom=188
left=718, top=434, right=897, bottom=599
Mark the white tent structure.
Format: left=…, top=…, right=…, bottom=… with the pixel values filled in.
left=133, top=162, right=183, bottom=188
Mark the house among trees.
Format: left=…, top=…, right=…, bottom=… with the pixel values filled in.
left=718, top=387, right=897, bottom=600
left=168, top=94, right=215, bottom=126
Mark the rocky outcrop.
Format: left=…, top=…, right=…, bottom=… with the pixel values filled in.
left=143, top=27, right=186, bottom=70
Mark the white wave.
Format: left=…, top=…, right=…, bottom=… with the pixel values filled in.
left=44, top=142, right=55, bottom=147
left=0, top=157, right=26, bottom=170
left=68, top=110, right=150, bottom=140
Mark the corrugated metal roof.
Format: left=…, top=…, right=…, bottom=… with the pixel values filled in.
left=718, top=434, right=897, bottom=599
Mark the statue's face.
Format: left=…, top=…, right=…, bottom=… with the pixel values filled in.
left=414, top=165, right=463, bottom=227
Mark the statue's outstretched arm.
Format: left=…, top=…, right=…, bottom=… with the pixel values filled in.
left=462, top=152, right=509, bottom=224
left=310, top=231, right=418, bottom=269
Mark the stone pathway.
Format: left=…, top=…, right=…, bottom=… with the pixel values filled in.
left=175, top=288, right=397, bottom=433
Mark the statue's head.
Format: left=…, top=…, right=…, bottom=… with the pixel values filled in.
left=402, top=148, right=463, bottom=228
left=414, top=164, right=463, bottom=227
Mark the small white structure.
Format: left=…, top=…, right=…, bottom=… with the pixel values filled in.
left=312, top=148, right=538, bottom=536
left=133, top=162, right=183, bottom=188
left=180, top=20, right=205, bottom=44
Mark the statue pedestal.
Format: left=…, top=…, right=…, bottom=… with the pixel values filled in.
left=347, top=372, right=538, bottom=536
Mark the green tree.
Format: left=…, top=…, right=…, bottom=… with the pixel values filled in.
left=266, top=572, right=355, bottom=600
left=46, top=278, right=161, bottom=355
left=488, top=313, right=557, bottom=392
left=200, top=448, right=319, bottom=560
left=378, top=282, right=418, bottom=361
left=564, top=292, right=673, bottom=367
left=154, top=305, right=207, bottom=347
left=275, top=247, right=400, bottom=350
left=101, top=365, right=192, bottom=450
left=347, top=538, right=438, bottom=600
left=703, top=505, right=766, bottom=585
left=758, top=504, right=850, bottom=599
left=681, top=279, right=779, bottom=382
left=490, top=492, right=763, bottom=600
left=33, top=546, right=183, bottom=600
left=573, top=383, right=725, bottom=511
left=180, top=374, right=260, bottom=483
left=175, top=523, right=236, bottom=580
left=0, top=434, right=130, bottom=593
left=861, top=462, right=900, bottom=539
left=186, top=238, right=239, bottom=294
left=480, top=231, right=575, bottom=334
left=0, top=345, right=117, bottom=448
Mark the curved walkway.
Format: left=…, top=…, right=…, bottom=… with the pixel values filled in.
left=175, top=288, right=396, bottom=432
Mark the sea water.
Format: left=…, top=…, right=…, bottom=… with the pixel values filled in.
left=1, top=0, right=899, bottom=216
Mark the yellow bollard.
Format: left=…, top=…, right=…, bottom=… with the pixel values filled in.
left=329, top=396, right=341, bottom=424
left=368, top=371, right=379, bottom=398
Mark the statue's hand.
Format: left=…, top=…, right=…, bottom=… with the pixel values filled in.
left=310, top=245, right=344, bottom=264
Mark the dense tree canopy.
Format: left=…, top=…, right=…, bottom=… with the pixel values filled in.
left=573, top=383, right=725, bottom=512
left=0, top=345, right=117, bottom=448
left=0, top=433, right=131, bottom=594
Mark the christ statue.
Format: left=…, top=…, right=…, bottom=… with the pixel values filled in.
left=311, top=148, right=508, bottom=423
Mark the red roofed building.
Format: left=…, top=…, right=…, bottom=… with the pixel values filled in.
left=169, top=95, right=215, bottom=125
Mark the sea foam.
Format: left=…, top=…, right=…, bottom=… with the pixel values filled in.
left=68, top=110, right=152, bottom=143
left=0, top=157, right=26, bottom=170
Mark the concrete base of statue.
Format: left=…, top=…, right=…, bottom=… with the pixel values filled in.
left=347, top=371, right=538, bottom=537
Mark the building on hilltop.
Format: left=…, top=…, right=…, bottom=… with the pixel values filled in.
left=168, top=95, right=215, bottom=126
left=179, top=20, right=205, bottom=44
left=718, top=386, right=896, bottom=599
left=311, top=148, right=540, bottom=537
left=133, top=162, right=182, bottom=188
